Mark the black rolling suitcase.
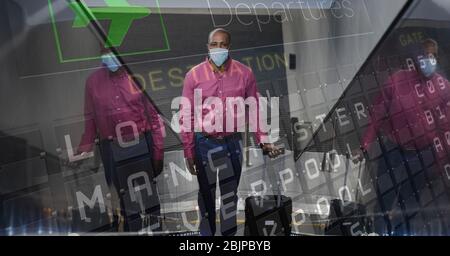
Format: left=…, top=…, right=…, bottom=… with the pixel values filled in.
left=244, top=154, right=292, bottom=236
left=103, top=132, right=162, bottom=232
left=324, top=156, right=371, bottom=236
left=324, top=199, right=370, bottom=236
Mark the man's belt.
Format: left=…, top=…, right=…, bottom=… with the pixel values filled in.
left=199, top=132, right=241, bottom=143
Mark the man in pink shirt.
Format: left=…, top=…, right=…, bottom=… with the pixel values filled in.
left=76, top=46, right=165, bottom=231
left=180, top=28, right=282, bottom=236
left=360, top=39, right=450, bottom=168
left=359, top=39, right=450, bottom=234
left=356, top=39, right=450, bottom=234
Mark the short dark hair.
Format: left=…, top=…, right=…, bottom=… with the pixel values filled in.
left=423, top=38, right=438, bottom=56
left=208, top=28, right=231, bottom=44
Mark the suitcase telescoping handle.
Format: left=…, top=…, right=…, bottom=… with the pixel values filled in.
left=262, top=152, right=285, bottom=207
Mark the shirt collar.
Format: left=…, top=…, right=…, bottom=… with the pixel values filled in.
left=207, top=57, right=232, bottom=73
left=104, top=66, right=127, bottom=79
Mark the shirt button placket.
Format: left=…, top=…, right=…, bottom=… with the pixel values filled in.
left=219, top=78, right=223, bottom=98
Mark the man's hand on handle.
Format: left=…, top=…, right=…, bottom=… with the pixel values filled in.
left=261, top=143, right=284, bottom=158
left=351, top=148, right=366, bottom=163
left=186, top=157, right=198, bottom=176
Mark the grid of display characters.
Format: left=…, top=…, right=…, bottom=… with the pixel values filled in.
left=1, top=0, right=450, bottom=236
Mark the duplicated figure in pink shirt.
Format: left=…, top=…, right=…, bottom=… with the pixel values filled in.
left=77, top=46, right=165, bottom=231
left=180, top=28, right=283, bottom=236
left=359, top=39, right=450, bottom=175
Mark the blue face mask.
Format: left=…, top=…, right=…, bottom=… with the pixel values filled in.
left=209, top=48, right=229, bottom=67
left=419, top=57, right=437, bottom=78
left=101, top=53, right=121, bottom=72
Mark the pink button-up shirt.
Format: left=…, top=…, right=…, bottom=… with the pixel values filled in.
left=180, top=58, right=267, bottom=159
left=361, top=69, right=450, bottom=159
left=78, top=67, right=165, bottom=160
